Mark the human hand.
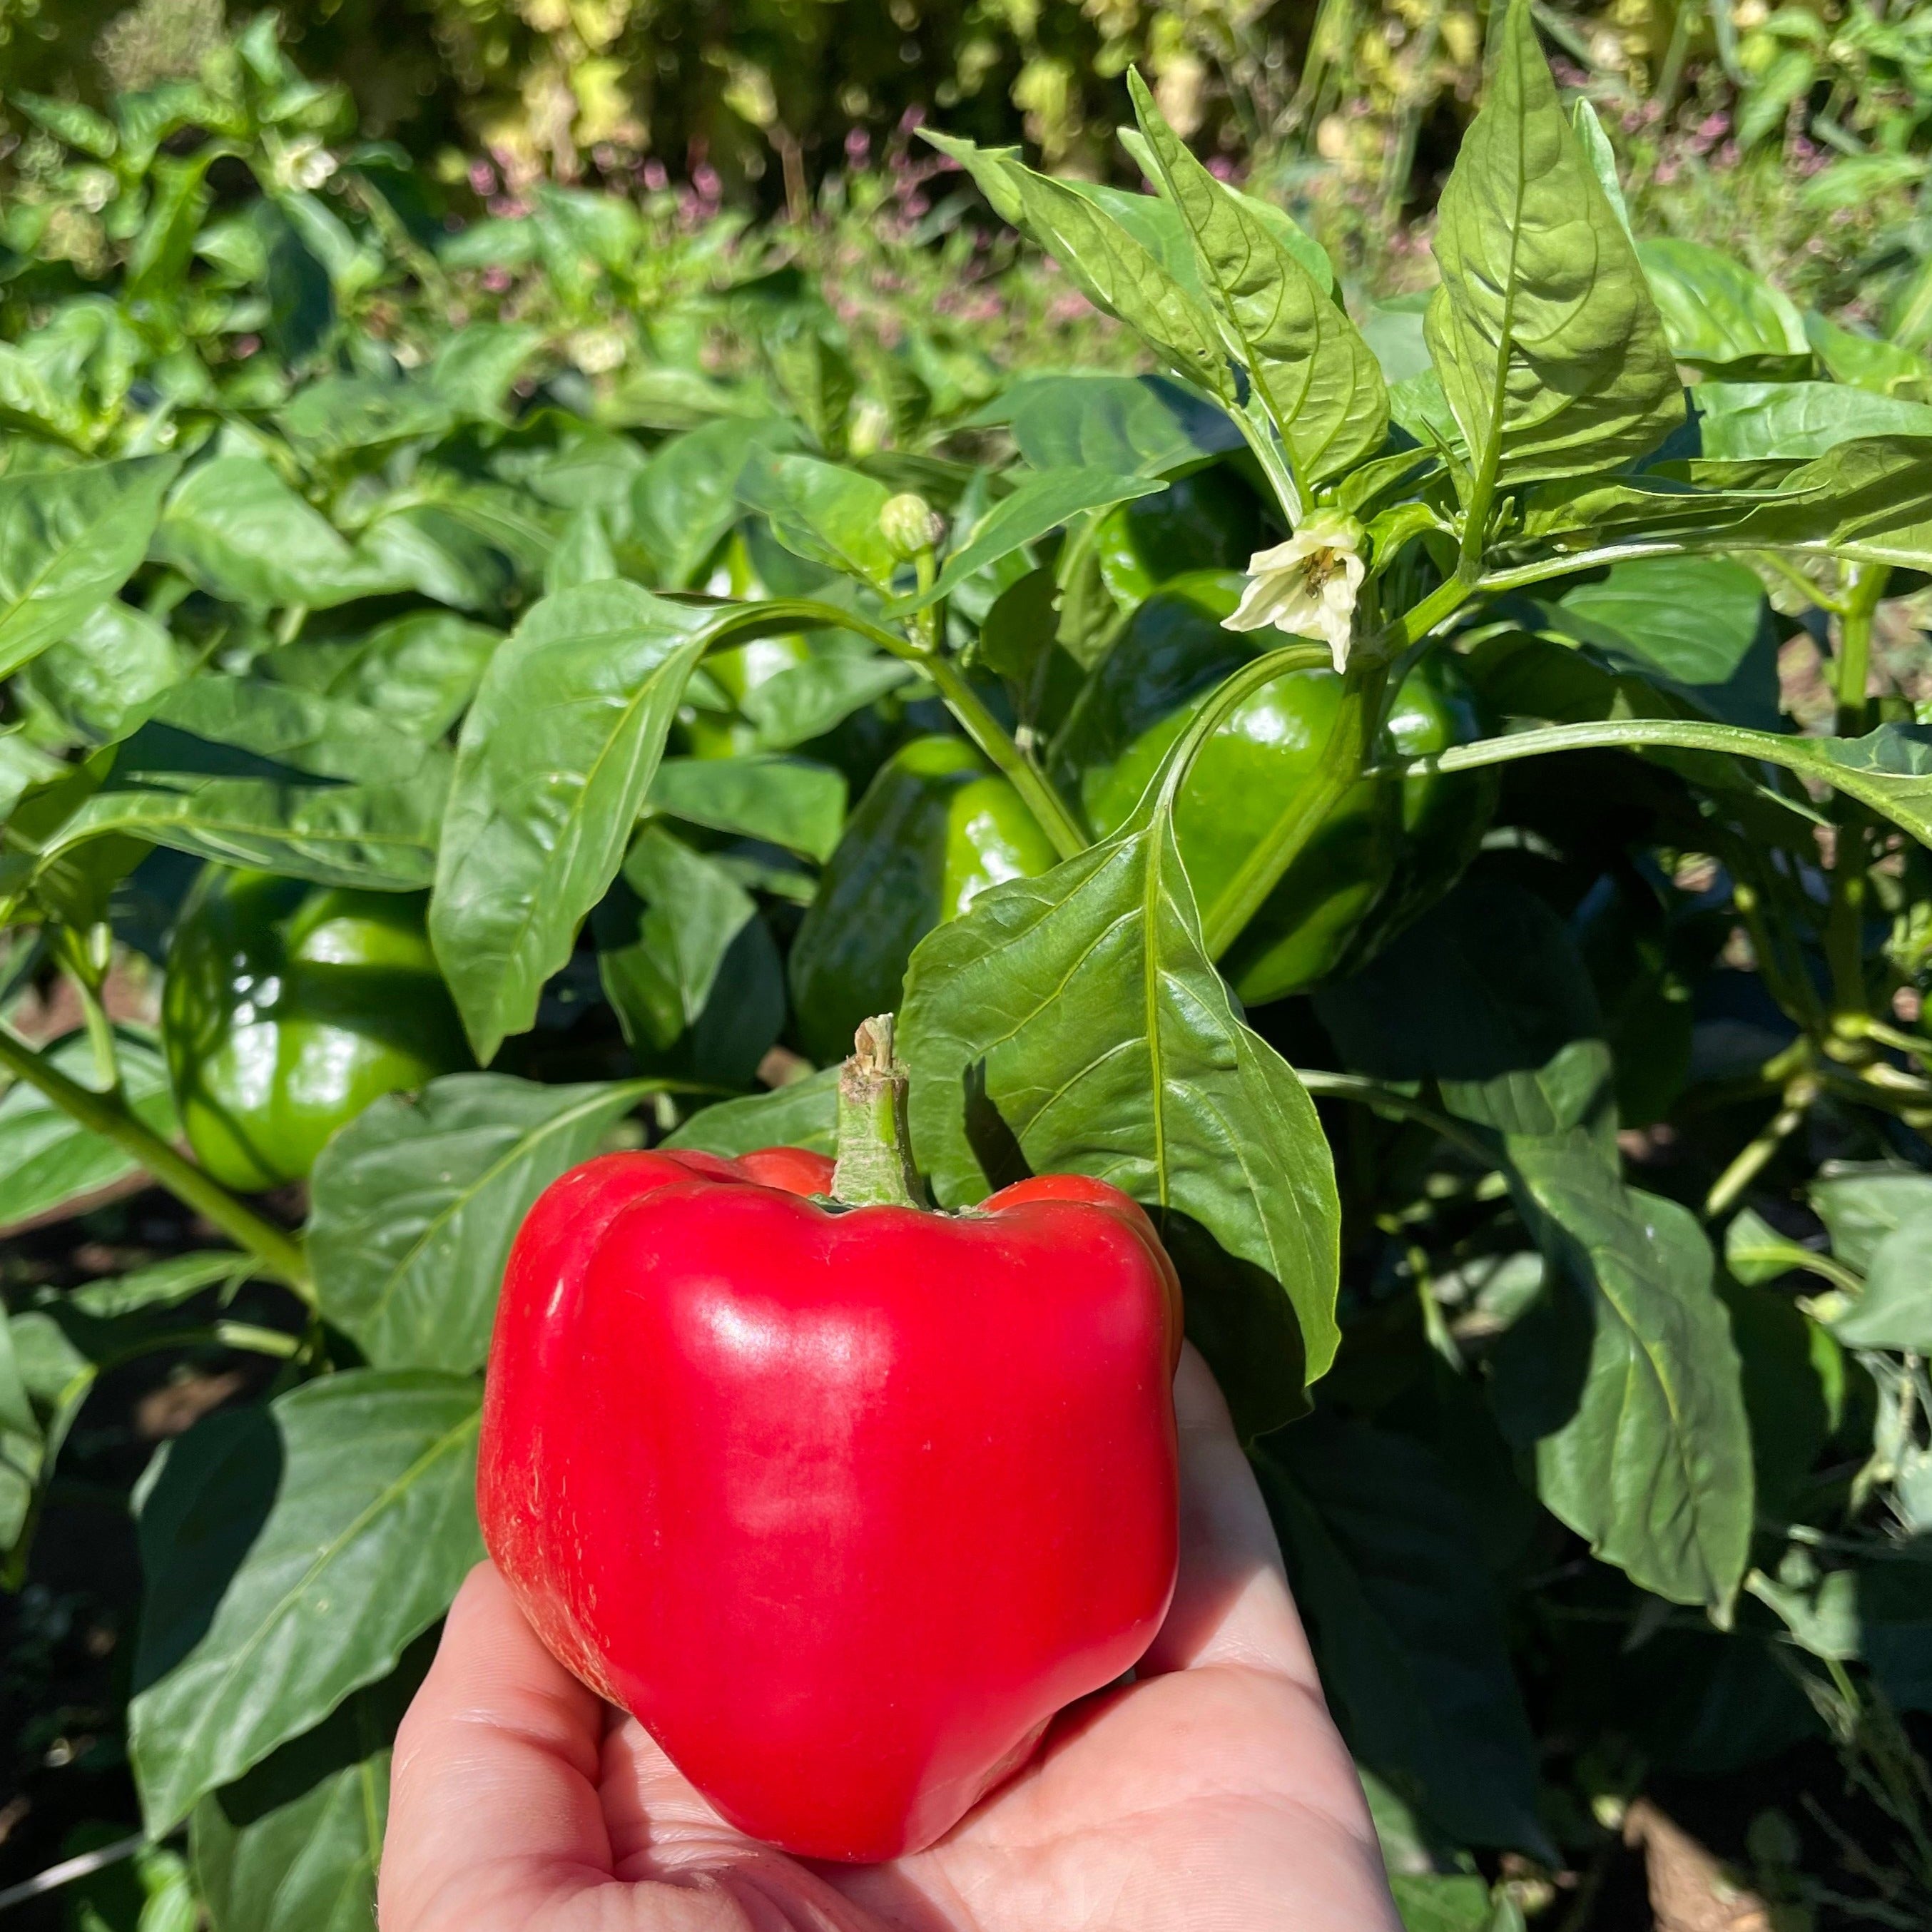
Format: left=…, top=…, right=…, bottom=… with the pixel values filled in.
left=378, top=1345, right=1400, bottom=1931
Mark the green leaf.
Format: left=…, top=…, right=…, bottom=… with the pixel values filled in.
left=1260, top=1419, right=1546, bottom=1852
left=1128, top=71, right=1387, bottom=501
left=10, top=89, right=119, bottom=158
left=275, top=376, right=459, bottom=464
left=349, top=504, right=519, bottom=615
left=68, top=1251, right=250, bottom=1319
left=427, top=322, right=543, bottom=419
left=629, top=417, right=801, bottom=589
left=1570, top=100, right=1632, bottom=238
left=1417, top=720, right=1932, bottom=854
left=662, top=1064, right=840, bottom=1156
left=923, top=131, right=1234, bottom=404
left=192, top=1654, right=425, bottom=1932
left=1737, top=46, right=1818, bottom=151
left=5, top=1307, right=96, bottom=1575
left=1425, top=0, right=1681, bottom=505
left=0, top=1030, right=178, bottom=1234
left=1812, top=725, right=1932, bottom=843
left=594, top=827, right=781, bottom=1082
left=898, top=682, right=1342, bottom=1415
left=1809, top=1166, right=1932, bottom=1271
left=735, top=451, right=897, bottom=589
left=1695, top=380, right=1932, bottom=460
left=1750, top=1542, right=1932, bottom=1713
left=1517, top=434, right=1932, bottom=568
left=1315, top=879, right=1612, bottom=1144
left=895, top=466, right=1163, bottom=614
left=1723, top=1206, right=1836, bottom=1288
left=1549, top=554, right=1769, bottom=688
left=151, top=458, right=405, bottom=611
left=1390, top=1873, right=1510, bottom=1932
left=262, top=611, right=502, bottom=742
left=1491, top=1136, right=1754, bottom=1612
left=0, top=1312, right=43, bottom=1550
left=16, top=599, right=183, bottom=746
left=977, top=374, right=1244, bottom=476
left=136, top=676, right=432, bottom=786
left=35, top=770, right=447, bottom=890
left=1321, top=882, right=1751, bottom=1612
left=762, top=314, right=858, bottom=457
left=740, top=651, right=915, bottom=751
left=1637, top=239, right=1809, bottom=372
left=129, top=1370, right=484, bottom=1834
left=647, top=755, right=846, bottom=863
left=1114, top=126, right=1338, bottom=293
left=431, top=581, right=743, bottom=1062
left=1833, top=1221, right=1932, bottom=1353
left=66, top=1836, right=197, bottom=1932
left=543, top=506, right=619, bottom=594
left=309, top=1074, right=654, bottom=1374
left=0, top=726, right=67, bottom=818
left=1804, top=313, right=1932, bottom=402
left=0, top=455, right=179, bottom=681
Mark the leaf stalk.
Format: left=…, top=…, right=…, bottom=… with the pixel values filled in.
left=0, top=1022, right=312, bottom=1298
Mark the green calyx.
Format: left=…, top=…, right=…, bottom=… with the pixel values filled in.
left=830, top=1013, right=927, bottom=1210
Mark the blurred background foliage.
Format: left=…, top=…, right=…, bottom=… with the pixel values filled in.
left=1, top=0, right=1928, bottom=330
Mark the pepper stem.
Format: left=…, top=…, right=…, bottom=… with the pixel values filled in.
left=830, top=1015, right=925, bottom=1209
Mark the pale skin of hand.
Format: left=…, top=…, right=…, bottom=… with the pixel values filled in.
left=379, top=1346, right=1402, bottom=1932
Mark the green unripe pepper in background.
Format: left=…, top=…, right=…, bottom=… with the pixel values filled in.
left=790, top=736, right=1058, bottom=1065
left=681, top=529, right=813, bottom=758
left=1093, top=466, right=1263, bottom=610
left=681, top=632, right=813, bottom=759
left=162, top=868, right=471, bottom=1191
left=1054, top=571, right=1495, bottom=1007
left=1344, top=648, right=1502, bottom=967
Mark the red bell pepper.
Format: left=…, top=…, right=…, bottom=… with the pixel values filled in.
left=477, top=1017, right=1182, bottom=1862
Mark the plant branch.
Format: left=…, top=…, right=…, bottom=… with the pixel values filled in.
left=1378, top=571, right=1480, bottom=650
left=1755, top=549, right=1841, bottom=614
left=1296, top=1068, right=1502, bottom=1169
left=920, top=651, right=1089, bottom=860
left=1475, top=539, right=1698, bottom=591
left=1836, top=560, right=1889, bottom=738
left=50, top=924, right=122, bottom=1102
left=1704, top=1075, right=1816, bottom=1218
left=1396, top=716, right=1818, bottom=778
left=0, top=1022, right=312, bottom=1298
left=778, top=599, right=1089, bottom=862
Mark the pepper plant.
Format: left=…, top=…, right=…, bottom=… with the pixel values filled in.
left=4, top=4, right=1932, bottom=1925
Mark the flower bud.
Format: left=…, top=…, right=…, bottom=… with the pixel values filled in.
left=880, top=492, right=945, bottom=561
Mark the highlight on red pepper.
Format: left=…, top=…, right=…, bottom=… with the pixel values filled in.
left=477, top=1014, right=1183, bottom=1862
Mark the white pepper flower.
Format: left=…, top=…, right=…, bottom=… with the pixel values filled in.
left=1221, top=511, right=1367, bottom=672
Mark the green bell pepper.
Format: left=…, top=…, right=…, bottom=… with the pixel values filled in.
left=1342, top=646, right=1502, bottom=966
left=162, top=867, right=470, bottom=1191
left=1055, top=571, right=1495, bottom=1005
left=1094, top=466, right=1263, bottom=609
left=789, top=735, right=1058, bottom=1064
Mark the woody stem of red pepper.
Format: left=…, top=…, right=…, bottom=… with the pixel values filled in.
left=831, top=1015, right=927, bottom=1209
